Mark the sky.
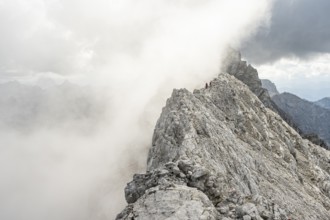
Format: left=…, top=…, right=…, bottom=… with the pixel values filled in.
left=0, top=0, right=329, bottom=220
left=242, top=0, right=330, bottom=101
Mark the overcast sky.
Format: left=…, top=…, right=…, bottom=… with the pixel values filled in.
left=242, top=0, right=330, bottom=100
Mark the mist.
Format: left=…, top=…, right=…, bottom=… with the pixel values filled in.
left=0, top=0, right=273, bottom=219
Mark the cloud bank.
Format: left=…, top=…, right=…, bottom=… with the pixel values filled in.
left=242, top=0, right=330, bottom=64
left=0, top=0, right=273, bottom=219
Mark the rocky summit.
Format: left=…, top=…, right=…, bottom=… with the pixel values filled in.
left=116, top=72, right=330, bottom=220
left=221, top=49, right=301, bottom=135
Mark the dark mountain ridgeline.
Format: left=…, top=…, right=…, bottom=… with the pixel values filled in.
left=260, top=78, right=330, bottom=149
left=272, top=92, right=330, bottom=147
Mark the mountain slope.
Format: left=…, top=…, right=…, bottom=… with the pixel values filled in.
left=117, top=73, right=330, bottom=220
left=222, top=49, right=273, bottom=108
left=315, top=97, right=330, bottom=109
left=261, top=79, right=279, bottom=97
left=272, top=92, right=330, bottom=147
left=259, top=79, right=329, bottom=149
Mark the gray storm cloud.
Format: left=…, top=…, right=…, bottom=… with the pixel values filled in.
left=0, top=0, right=273, bottom=219
left=242, top=0, right=330, bottom=64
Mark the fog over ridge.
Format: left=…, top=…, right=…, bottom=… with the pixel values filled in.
left=0, top=0, right=273, bottom=219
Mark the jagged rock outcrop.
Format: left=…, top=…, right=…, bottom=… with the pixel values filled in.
left=315, top=97, right=330, bottom=110
left=221, top=49, right=302, bottom=138
left=221, top=49, right=273, bottom=109
left=273, top=92, right=330, bottom=147
left=117, top=73, right=330, bottom=220
left=261, top=79, right=279, bottom=97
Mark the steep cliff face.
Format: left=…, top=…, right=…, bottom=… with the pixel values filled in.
left=222, top=49, right=302, bottom=136
left=222, top=49, right=273, bottom=109
left=117, top=73, right=330, bottom=220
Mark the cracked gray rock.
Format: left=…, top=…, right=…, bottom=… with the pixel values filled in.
left=222, top=48, right=304, bottom=138
left=117, top=72, right=330, bottom=220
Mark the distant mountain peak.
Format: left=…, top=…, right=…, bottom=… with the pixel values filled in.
left=260, top=79, right=279, bottom=97
left=315, top=97, right=330, bottom=109
left=272, top=92, right=330, bottom=147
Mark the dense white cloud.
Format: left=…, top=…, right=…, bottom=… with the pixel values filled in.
left=0, top=0, right=273, bottom=219
left=0, top=0, right=272, bottom=78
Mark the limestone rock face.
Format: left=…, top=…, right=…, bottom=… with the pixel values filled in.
left=221, top=49, right=301, bottom=135
left=117, top=73, right=330, bottom=220
left=222, top=49, right=273, bottom=109
left=118, top=185, right=219, bottom=220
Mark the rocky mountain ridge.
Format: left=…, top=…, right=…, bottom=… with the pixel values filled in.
left=222, top=49, right=304, bottom=139
left=315, top=97, right=330, bottom=109
left=117, top=72, right=330, bottom=220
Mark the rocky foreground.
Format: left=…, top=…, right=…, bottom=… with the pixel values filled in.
left=116, top=72, right=330, bottom=220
